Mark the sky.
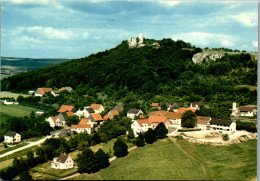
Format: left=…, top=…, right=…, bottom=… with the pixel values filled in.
left=1, top=0, right=258, bottom=59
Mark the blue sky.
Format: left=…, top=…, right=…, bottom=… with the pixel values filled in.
left=1, top=0, right=258, bottom=59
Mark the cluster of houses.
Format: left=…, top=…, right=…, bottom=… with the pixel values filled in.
left=30, top=87, right=73, bottom=97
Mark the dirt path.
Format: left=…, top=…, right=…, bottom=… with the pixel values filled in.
left=168, top=137, right=209, bottom=180
left=0, top=136, right=52, bottom=158
left=59, top=146, right=137, bottom=180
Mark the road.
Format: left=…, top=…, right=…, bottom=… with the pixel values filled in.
left=59, top=146, right=138, bottom=180
left=0, top=135, right=52, bottom=158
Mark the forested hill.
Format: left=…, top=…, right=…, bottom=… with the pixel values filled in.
left=1, top=38, right=257, bottom=105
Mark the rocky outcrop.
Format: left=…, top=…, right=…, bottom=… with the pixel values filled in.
left=192, top=52, right=224, bottom=64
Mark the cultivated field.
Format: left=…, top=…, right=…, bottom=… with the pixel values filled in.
left=0, top=102, right=42, bottom=122
left=1, top=91, right=30, bottom=99
left=70, top=138, right=257, bottom=180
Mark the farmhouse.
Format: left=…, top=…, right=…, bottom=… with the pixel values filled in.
left=108, top=109, right=119, bottom=118
left=131, top=119, right=151, bottom=137
left=57, top=105, right=76, bottom=113
left=51, top=153, right=74, bottom=169
left=89, top=113, right=104, bottom=125
left=4, top=131, right=21, bottom=143
left=75, top=108, right=94, bottom=118
left=149, top=111, right=182, bottom=128
left=71, top=118, right=92, bottom=134
left=35, top=88, right=53, bottom=97
left=148, top=115, right=168, bottom=128
left=239, top=106, right=254, bottom=117
left=58, top=112, right=74, bottom=122
left=46, top=116, right=65, bottom=127
left=127, top=109, right=143, bottom=119
left=208, top=118, right=236, bottom=131
left=89, top=104, right=105, bottom=113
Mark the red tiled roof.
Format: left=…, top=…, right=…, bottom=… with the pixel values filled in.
left=92, top=113, right=103, bottom=122
left=152, top=103, right=159, bottom=107
left=66, top=111, right=74, bottom=117
left=139, top=115, right=146, bottom=119
left=78, top=118, right=89, bottom=125
left=58, top=87, right=66, bottom=92
left=150, top=111, right=182, bottom=119
left=38, top=88, right=53, bottom=95
left=177, top=108, right=196, bottom=114
left=57, top=105, right=75, bottom=113
left=110, top=110, right=119, bottom=116
left=136, top=119, right=150, bottom=127
left=90, top=104, right=102, bottom=110
left=71, top=124, right=91, bottom=129
left=104, top=115, right=113, bottom=121
left=148, top=115, right=167, bottom=124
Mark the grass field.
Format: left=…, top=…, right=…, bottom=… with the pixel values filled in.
left=30, top=162, right=77, bottom=180
left=70, top=138, right=257, bottom=180
left=1, top=91, right=30, bottom=99
left=0, top=102, right=42, bottom=122
left=235, top=85, right=257, bottom=91
left=0, top=143, right=29, bottom=155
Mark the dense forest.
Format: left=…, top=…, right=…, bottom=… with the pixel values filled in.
left=1, top=38, right=257, bottom=107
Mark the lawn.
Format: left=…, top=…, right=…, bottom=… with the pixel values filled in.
left=1, top=91, right=30, bottom=99
left=0, top=102, right=42, bottom=122
left=30, top=162, right=77, bottom=180
left=70, top=138, right=257, bottom=180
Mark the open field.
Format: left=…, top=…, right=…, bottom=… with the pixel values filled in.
left=0, top=102, right=42, bottom=122
left=1, top=91, right=30, bottom=99
left=70, top=138, right=257, bottom=180
left=30, top=162, right=77, bottom=180
left=0, top=143, right=29, bottom=155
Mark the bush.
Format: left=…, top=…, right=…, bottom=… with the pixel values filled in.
left=155, top=122, right=168, bottom=139
left=236, top=121, right=257, bottom=133
left=145, top=128, right=156, bottom=144
left=113, top=138, right=128, bottom=157
left=135, top=133, right=145, bottom=147
left=95, top=148, right=110, bottom=169
left=77, top=148, right=99, bottom=174
left=222, top=134, right=229, bottom=141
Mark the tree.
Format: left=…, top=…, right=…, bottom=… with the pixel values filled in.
left=91, top=133, right=101, bottom=145
left=113, top=138, right=128, bottom=157
left=26, top=150, right=35, bottom=166
left=181, top=110, right=197, bottom=128
left=127, top=129, right=134, bottom=139
left=77, top=148, right=99, bottom=174
left=135, top=133, right=145, bottom=147
left=145, top=128, right=156, bottom=144
left=160, top=104, right=167, bottom=111
left=19, top=171, right=32, bottom=180
left=95, top=148, right=110, bottom=169
left=66, top=115, right=80, bottom=127
left=155, top=122, right=168, bottom=139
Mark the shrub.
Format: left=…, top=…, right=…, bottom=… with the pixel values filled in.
left=145, top=128, right=156, bottom=144
left=135, top=133, right=145, bottom=147
left=113, top=138, right=128, bottom=157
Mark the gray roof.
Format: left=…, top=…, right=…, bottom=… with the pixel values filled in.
left=113, top=105, right=124, bottom=113
left=58, top=112, right=68, bottom=121
left=56, top=153, right=69, bottom=163
left=209, top=118, right=233, bottom=126
left=5, top=131, right=16, bottom=137
left=85, top=108, right=95, bottom=113
left=127, top=109, right=141, bottom=114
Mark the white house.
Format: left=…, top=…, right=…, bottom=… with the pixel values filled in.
left=207, top=118, right=236, bottom=131
left=51, top=153, right=74, bottom=169
left=71, top=118, right=92, bottom=134
left=4, top=99, right=18, bottom=105
left=131, top=119, right=150, bottom=137
left=190, top=102, right=201, bottom=110
left=75, top=108, right=94, bottom=118
left=196, top=116, right=211, bottom=130
left=148, top=111, right=182, bottom=129
left=239, top=106, right=254, bottom=117
left=127, top=109, right=143, bottom=120
left=89, top=104, right=104, bottom=114
left=46, top=116, right=65, bottom=128
left=4, top=131, right=21, bottom=143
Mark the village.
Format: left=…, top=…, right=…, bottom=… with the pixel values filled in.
left=1, top=85, right=257, bottom=176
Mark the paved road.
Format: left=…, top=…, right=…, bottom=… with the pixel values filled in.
left=0, top=135, right=52, bottom=158
left=59, top=146, right=138, bottom=180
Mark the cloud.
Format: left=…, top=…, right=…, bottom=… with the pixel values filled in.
left=157, top=1, right=181, bottom=7
left=2, top=0, right=50, bottom=5
left=252, top=41, right=258, bottom=48
left=172, top=32, right=238, bottom=47
left=229, top=12, right=257, bottom=27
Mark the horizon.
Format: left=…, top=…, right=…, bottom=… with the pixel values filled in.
left=1, top=0, right=258, bottom=59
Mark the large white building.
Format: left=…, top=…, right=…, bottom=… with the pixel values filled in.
left=127, top=109, right=143, bottom=120
left=4, top=131, right=21, bottom=143
left=207, top=118, right=236, bottom=131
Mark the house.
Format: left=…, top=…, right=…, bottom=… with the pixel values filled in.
left=35, top=88, right=53, bottom=97
left=71, top=118, right=92, bottom=134
left=4, top=131, right=21, bottom=143
left=104, top=115, right=113, bottom=121
left=112, top=105, right=124, bottom=113
left=108, top=109, right=119, bottom=118
left=148, top=115, right=168, bottom=128
left=127, top=109, right=143, bottom=119
left=149, top=111, right=182, bottom=128
left=239, top=106, right=254, bottom=117
left=177, top=107, right=196, bottom=114
left=51, top=153, right=74, bottom=169
left=89, top=104, right=105, bottom=114
left=169, top=103, right=179, bottom=112
left=58, top=112, right=74, bottom=122
left=51, top=90, right=60, bottom=97
left=190, top=102, right=201, bottom=110
left=208, top=118, right=236, bottom=131
left=196, top=116, right=211, bottom=130
left=75, top=108, right=94, bottom=118
left=89, top=113, right=104, bottom=125
left=57, top=105, right=76, bottom=113
left=59, top=87, right=73, bottom=92
left=131, top=119, right=151, bottom=137
left=4, top=99, right=18, bottom=105
left=151, top=103, right=160, bottom=109
left=46, top=116, right=65, bottom=127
